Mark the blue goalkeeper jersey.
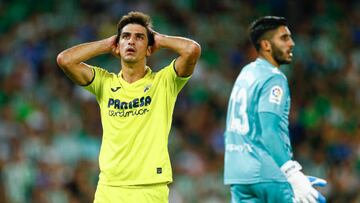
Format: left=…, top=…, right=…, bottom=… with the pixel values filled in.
left=224, top=58, right=293, bottom=184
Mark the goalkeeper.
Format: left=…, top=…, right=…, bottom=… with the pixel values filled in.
left=223, top=16, right=326, bottom=203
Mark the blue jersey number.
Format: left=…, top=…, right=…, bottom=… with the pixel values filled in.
left=229, top=88, right=249, bottom=135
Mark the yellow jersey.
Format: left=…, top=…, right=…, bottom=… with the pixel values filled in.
left=84, top=60, right=190, bottom=186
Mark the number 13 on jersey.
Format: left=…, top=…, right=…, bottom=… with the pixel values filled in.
left=228, top=87, right=249, bottom=135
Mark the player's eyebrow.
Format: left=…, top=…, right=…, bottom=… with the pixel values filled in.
left=121, top=32, right=146, bottom=37
left=135, top=33, right=146, bottom=38
left=280, top=33, right=291, bottom=39
left=121, top=32, right=130, bottom=36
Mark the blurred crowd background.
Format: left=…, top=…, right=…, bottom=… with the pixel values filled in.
left=1, top=0, right=360, bottom=202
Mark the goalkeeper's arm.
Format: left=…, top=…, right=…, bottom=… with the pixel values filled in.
left=259, top=112, right=291, bottom=166
left=259, top=112, right=326, bottom=203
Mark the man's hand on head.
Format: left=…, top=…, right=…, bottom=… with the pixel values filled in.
left=149, top=28, right=164, bottom=54
left=107, top=35, right=121, bottom=59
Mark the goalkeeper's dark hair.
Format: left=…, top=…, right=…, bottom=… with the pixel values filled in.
left=249, top=16, right=288, bottom=51
left=116, top=11, right=154, bottom=46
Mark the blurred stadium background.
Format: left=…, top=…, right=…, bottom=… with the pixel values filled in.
left=0, top=0, right=359, bottom=202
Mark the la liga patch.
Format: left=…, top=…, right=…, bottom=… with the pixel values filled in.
left=269, top=86, right=283, bottom=104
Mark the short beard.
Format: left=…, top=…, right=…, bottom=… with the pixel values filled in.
left=271, top=42, right=291, bottom=65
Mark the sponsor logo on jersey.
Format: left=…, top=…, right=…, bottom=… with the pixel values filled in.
left=269, top=86, right=283, bottom=104
left=108, top=109, right=149, bottom=117
left=225, top=144, right=253, bottom=153
left=108, top=96, right=151, bottom=109
left=107, top=96, right=152, bottom=117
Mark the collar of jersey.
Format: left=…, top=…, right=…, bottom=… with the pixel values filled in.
left=256, top=57, right=277, bottom=69
left=118, top=66, right=152, bottom=87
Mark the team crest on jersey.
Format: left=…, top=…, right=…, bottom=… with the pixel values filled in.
left=144, top=84, right=151, bottom=93
left=269, top=86, right=283, bottom=104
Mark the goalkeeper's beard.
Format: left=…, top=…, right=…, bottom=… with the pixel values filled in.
left=271, top=42, right=291, bottom=65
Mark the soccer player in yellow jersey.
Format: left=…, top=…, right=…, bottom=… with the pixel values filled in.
left=56, top=11, right=201, bottom=203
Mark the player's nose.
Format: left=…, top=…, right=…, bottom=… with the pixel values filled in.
left=289, top=38, right=295, bottom=47
left=128, top=35, right=136, bottom=45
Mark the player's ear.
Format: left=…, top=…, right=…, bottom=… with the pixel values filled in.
left=116, top=42, right=121, bottom=56
left=146, top=46, right=152, bottom=57
left=260, top=40, right=271, bottom=52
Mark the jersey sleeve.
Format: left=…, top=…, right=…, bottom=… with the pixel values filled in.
left=83, top=66, right=110, bottom=101
left=159, top=59, right=191, bottom=96
left=259, top=112, right=292, bottom=166
left=258, top=74, right=289, bottom=115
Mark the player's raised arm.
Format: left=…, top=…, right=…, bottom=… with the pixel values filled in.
left=150, top=30, right=201, bottom=77
left=56, top=35, right=118, bottom=85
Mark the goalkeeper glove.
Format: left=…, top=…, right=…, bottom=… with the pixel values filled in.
left=281, top=160, right=326, bottom=203
left=308, top=176, right=327, bottom=203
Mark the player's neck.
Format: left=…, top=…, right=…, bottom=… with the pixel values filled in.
left=258, top=52, right=280, bottom=68
left=120, top=61, right=147, bottom=84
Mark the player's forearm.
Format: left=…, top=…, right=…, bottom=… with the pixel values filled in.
left=57, top=38, right=112, bottom=68
left=157, top=35, right=200, bottom=58
left=156, top=35, right=201, bottom=76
